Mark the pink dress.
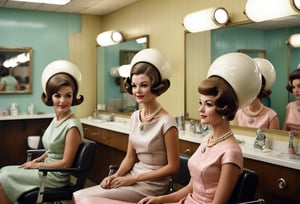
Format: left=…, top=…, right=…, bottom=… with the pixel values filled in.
left=284, top=101, right=300, bottom=132
left=73, top=110, right=177, bottom=203
left=173, top=134, right=243, bottom=204
left=235, top=106, right=278, bottom=129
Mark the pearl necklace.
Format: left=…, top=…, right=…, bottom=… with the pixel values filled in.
left=54, top=111, right=73, bottom=127
left=207, top=131, right=233, bottom=147
left=201, top=131, right=233, bottom=153
left=246, top=103, right=263, bottom=116
left=142, top=103, right=161, bottom=121
left=246, top=103, right=263, bottom=124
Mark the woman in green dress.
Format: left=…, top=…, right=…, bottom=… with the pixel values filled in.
left=0, top=60, right=84, bottom=203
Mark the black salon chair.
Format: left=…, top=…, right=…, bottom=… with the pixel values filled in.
left=169, top=153, right=191, bottom=192
left=18, top=139, right=96, bottom=204
left=228, top=168, right=259, bottom=203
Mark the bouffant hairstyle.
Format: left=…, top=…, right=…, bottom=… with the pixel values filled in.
left=0, top=66, right=9, bottom=77
left=286, top=68, right=300, bottom=93
left=124, top=62, right=170, bottom=96
left=198, top=76, right=239, bottom=121
left=41, top=73, right=84, bottom=106
left=257, top=75, right=271, bottom=99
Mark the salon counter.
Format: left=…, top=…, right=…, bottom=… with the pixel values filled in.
left=0, top=113, right=54, bottom=120
left=0, top=114, right=53, bottom=167
left=81, top=117, right=300, bottom=171
left=82, top=116, right=300, bottom=203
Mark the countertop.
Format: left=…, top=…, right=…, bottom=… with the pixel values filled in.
left=0, top=113, right=54, bottom=120
left=81, top=117, right=300, bottom=171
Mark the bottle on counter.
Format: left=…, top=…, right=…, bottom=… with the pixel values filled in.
left=10, top=103, right=18, bottom=116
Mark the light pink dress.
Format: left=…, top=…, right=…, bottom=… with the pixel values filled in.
left=171, top=134, right=243, bottom=204
left=73, top=110, right=177, bottom=203
left=235, top=106, right=278, bottom=129
left=284, top=101, right=300, bottom=132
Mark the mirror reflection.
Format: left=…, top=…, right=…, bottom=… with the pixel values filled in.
left=97, top=35, right=149, bottom=114
left=0, top=46, right=32, bottom=94
left=185, top=22, right=300, bottom=130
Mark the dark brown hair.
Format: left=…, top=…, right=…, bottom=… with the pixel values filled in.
left=41, top=73, right=84, bottom=106
left=198, top=76, right=238, bottom=121
left=286, top=68, right=300, bottom=93
left=257, top=75, right=271, bottom=99
left=124, top=62, right=170, bottom=96
left=0, top=66, right=9, bottom=77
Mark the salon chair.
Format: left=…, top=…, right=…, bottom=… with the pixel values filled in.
left=108, top=154, right=262, bottom=204
left=18, top=139, right=96, bottom=204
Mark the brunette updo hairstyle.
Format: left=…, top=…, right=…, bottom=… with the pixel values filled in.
left=41, top=73, right=84, bottom=106
left=286, top=68, right=300, bottom=93
left=0, top=66, right=9, bottom=77
left=198, top=76, right=239, bottom=121
left=257, top=75, right=271, bottom=99
left=124, top=62, right=170, bottom=96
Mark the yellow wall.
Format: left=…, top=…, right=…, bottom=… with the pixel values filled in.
left=73, top=0, right=250, bottom=117
left=69, top=15, right=102, bottom=117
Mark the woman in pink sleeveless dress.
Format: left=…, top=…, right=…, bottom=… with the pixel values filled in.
left=73, top=48, right=180, bottom=203
left=234, top=58, right=280, bottom=130
left=283, top=68, right=300, bottom=132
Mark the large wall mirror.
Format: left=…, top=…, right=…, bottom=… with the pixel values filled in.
left=0, top=46, right=32, bottom=94
left=97, top=35, right=149, bottom=114
left=185, top=17, right=300, bottom=130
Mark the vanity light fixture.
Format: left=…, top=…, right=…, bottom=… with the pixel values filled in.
left=287, top=33, right=300, bottom=48
left=119, top=64, right=131, bottom=78
left=183, top=7, right=229, bottom=33
left=245, top=0, right=300, bottom=22
left=136, top=37, right=147, bottom=44
left=110, top=66, right=121, bottom=77
left=96, top=30, right=124, bottom=47
left=3, top=52, right=30, bottom=68
left=11, top=0, right=71, bottom=5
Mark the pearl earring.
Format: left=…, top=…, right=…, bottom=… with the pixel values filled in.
left=222, top=116, right=226, bottom=120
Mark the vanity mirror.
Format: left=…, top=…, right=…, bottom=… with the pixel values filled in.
left=0, top=46, right=32, bottom=94
left=185, top=19, right=300, bottom=129
left=97, top=35, right=149, bottom=114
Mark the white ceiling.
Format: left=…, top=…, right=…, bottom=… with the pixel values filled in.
left=0, top=0, right=139, bottom=15
left=1, top=0, right=300, bottom=29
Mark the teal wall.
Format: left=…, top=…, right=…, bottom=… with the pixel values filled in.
left=0, top=8, right=81, bottom=114
left=97, top=40, right=145, bottom=111
left=212, top=26, right=300, bottom=128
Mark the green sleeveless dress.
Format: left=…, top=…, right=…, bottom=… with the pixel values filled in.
left=0, top=117, right=83, bottom=202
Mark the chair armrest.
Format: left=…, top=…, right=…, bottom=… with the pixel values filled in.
left=27, top=149, right=47, bottom=154
left=38, top=167, right=80, bottom=174
left=26, top=149, right=47, bottom=162
left=108, top=165, right=119, bottom=175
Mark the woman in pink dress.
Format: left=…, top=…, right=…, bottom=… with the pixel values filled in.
left=283, top=68, right=300, bottom=132
left=234, top=58, right=280, bottom=130
left=73, top=48, right=180, bottom=203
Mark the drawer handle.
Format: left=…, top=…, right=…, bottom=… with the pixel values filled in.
left=91, top=133, right=99, bottom=136
left=184, top=149, right=191, bottom=154
left=277, top=178, right=287, bottom=190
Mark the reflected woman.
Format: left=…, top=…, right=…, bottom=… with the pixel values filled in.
left=0, top=66, right=20, bottom=91
left=234, top=58, right=280, bottom=130
left=283, top=68, right=300, bottom=132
